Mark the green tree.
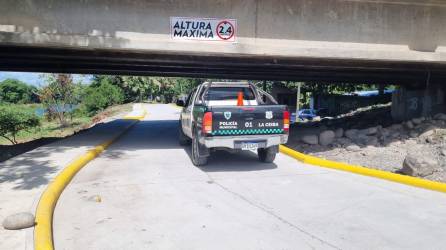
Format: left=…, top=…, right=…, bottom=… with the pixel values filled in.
left=171, top=78, right=201, bottom=95
left=38, top=74, right=78, bottom=126
left=0, top=79, right=37, bottom=104
left=83, top=81, right=124, bottom=115
left=121, top=76, right=154, bottom=102
left=0, top=105, right=40, bottom=144
left=91, top=75, right=138, bottom=102
left=91, top=75, right=203, bottom=103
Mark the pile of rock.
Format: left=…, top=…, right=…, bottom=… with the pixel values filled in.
left=297, top=112, right=446, bottom=179
left=301, top=113, right=446, bottom=147
left=301, top=125, right=382, bottom=149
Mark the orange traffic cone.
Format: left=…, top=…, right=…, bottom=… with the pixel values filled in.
left=237, top=91, right=244, bottom=106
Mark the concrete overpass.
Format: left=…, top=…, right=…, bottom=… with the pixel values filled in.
left=0, top=0, right=446, bottom=119
left=0, top=0, right=446, bottom=83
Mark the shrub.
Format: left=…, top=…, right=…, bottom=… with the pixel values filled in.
left=0, top=105, right=40, bottom=144
left=0, top=79, right=38, bottom=104
left=83, top=82, right=124, bottom=115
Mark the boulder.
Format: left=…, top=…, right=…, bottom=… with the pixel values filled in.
left=366, top=136, right=379, bottom=146
left=346, top=144, right=361, bottom=152
left=336, top=137, right=352, bottom=146
left=380, top=128, right=390, bottom=137
left=319, top=130, right=335, bottom=146
left=301, top=135, right=318, bottom=145
left=390, top=124, right=403, bottom=131
left=353, top=134, right=368, bottom=145
left=2, top=212, right=35, bottom=230
left=434, top=113, right=446, bottom=121
left=419, top=129, right=434, bottom=139
left=334, top=128, right=344, bottom=138
left=405, top=120, right=414, bottom=129
left=363, top=126, right=378, bottom=135
left=390, top=132, right=400, bottom=138
left=344, top=129, right=359, bottom=140
left=400, top=154, right=437, bottom=177
left=409, top=131, right=419, bottom=138
left=412, top=117, right=424, bottom=125
left=426, top=136, right=435, bottom=144
left=354, top=135, right=379, bottom=146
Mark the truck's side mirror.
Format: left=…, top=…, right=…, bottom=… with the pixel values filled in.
left=176, top=100, right=185, bottom=107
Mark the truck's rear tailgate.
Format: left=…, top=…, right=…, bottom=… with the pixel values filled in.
left=209, top=105, right=287, bottom=136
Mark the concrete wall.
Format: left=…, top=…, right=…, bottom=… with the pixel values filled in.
left=392, top=84, right=446, bottom=121
left=314, top=94, right=392, bottom=116
left=1, top=0, right=446, bottom=63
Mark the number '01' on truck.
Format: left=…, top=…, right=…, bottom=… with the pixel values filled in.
left=177, top=82, right=289, bottom=166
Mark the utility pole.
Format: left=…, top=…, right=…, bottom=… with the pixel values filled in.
left=295, top=82, right=301, bottom=123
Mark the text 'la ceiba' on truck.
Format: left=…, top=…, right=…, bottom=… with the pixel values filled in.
left=177, top=82, right=289, bottom=166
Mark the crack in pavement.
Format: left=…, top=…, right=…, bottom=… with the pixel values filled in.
left=204, top=173, right=341, bottom=250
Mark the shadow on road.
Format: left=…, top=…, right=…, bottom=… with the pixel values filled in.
left=101, top=119, right=277, bottom=171
left=183, top=146, right=277, bottom=172
left=0, top=149, right=56, bottom=190
left=0, top=119, right=133, bottom=190
left=0, top=117, right=277, bottom=190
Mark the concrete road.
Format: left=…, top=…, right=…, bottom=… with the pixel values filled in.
left=54, top=104, right=446, bottom=250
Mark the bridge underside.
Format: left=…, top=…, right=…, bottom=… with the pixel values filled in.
left=1, top=45, right=446, bottom=85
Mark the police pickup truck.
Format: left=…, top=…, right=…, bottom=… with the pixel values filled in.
left=177, top=82, right=289, bottom=166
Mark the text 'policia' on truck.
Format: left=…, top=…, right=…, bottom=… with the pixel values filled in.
left=177, top=82, right=289, bottom=166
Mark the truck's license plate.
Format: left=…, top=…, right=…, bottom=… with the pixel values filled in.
left=241, top=143, right=258, bottom=151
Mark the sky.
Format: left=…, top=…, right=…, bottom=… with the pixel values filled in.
left=0, top=72, right=92, bottom=86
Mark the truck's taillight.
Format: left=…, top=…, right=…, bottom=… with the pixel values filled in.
left=202, top=112, right=213, bottom=134
left=283, top=111, right=290, bottom=133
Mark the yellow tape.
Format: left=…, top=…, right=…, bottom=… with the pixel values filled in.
left=34, top=120, right=139, bottom=250
left=279, top=145, right=446, bottom=193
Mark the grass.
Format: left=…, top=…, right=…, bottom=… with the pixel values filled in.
left=0, top=103, right=132, bottom=145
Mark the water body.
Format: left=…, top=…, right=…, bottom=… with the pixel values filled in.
left=35, top=104, right=78, bottom=117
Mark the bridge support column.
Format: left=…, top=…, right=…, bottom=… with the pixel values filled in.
left=391, top=84, right=446, bottom=121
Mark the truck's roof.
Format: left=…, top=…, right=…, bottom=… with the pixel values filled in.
left=203, top=82, right=251, bottom=88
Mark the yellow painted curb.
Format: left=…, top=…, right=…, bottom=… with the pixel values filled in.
left=123, top=109, right=148, bottom=120
left=34, top=118, right=142, bottom=250
left=279, top=145, right=446, bottom=194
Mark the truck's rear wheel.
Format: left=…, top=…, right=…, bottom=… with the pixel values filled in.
left=178, top=121, right=191, bottom=145
left=192, top=132, right=209, bottom=166
left=258, top=146, right=277, bottom=163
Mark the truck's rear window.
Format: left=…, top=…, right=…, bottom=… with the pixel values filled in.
left=204, top=87, right=256, bottom=101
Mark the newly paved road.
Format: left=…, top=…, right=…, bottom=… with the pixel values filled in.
left=54, top=104, right=446, bottom=250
